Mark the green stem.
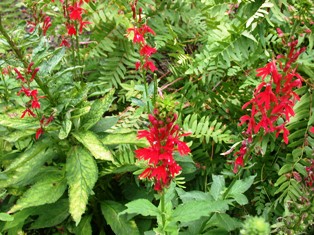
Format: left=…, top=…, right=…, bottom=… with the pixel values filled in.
left=160, top=191, right=167, bottom=235
left=153, top=73, right=157, bottom=107
left=0, top=15, right=56, bottom=106
left=0, top=72, right=10, bottom=103
left=74, top=21, right=82, bottom=79
left=142, top=70, right=150, bottom=112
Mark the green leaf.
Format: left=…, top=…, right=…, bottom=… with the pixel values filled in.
left=3, top=208, right=37, bottom=231
left=101, top=201, right=140, bottom=235
left=0, top=111, right=39, bottom=130
left=0, top=213, right=13, bottom=222
left=72, top=131, right=113, bottom=161
left=227, top=175, right=256, bottom=196
left=0, top=142, right=56, bottom=188
left=120, top=199, right=160, bottom=217
left=101, top=132, right=148, bottom=146
left=59, top=119, right=72, bottom=140
left=66, top=146, right=98, bottom=225
left=9, top=170, right=67, bottom=213
left=3, top=129, right=34, bottom=142
left=171, top=200, right=229, bottom=223
left=30, top=199, right=69, bottom=229
left=231, top=193, right=248, bottom=205
left=81, top=89, right=115, bottom=130
left=278, top=164, right=293, bottom=176
left=90, top=116, right=119, bottom=133
left=38, top=47, right=66, bottom=75
left=74, top=215, right=92, bottom=235
left=206, top=213, right=242, bottom=232
left=210, top=175, right=225, bottom=200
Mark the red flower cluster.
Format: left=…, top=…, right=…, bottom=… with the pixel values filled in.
left=14, top=63, right=53, bottom=140
left=235, top=31, right=306, bottom=172
left=135, top=109, right=190, bottom=191
left=240, top=38, right=305, bottom=143
left=51, top=0, right=91, bottom=47
left=232, top=140, right=248, bottom=173
left=127, top=1, right=157, bottom=72
left=65, top=1, right=91, bottom=36
left=26, top=8, right=52, bottom=36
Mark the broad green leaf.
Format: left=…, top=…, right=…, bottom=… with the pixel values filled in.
left=120, top=199, right=160, bottom=217
left=231, top=193, right=248, bottom=205
left=0, top=111, right=38, bottom=130
left=210, top=175, right=225, bottom=200
left=3, top=129, right=34, bottom=142
left=72, top=131, right=113, bottom=161
left=0, top=143, right=56, bottom=188
left=38, top=47, right=65, bottom=75
left=66, top=146, right=98, bottom=225
left=91, top=116, right=119, bottom=133
left=3, top=140, right=49, bottom=172
left=171, top=200, right=228, bottom=223
left=30, top=199, right=69, bottom=229
left=176, top=188, right=212, bottom=203
left=59, top=119, right=72, bottom=139
left=3, top=207, right=37, bottom=231
left=74, top=215, right=92, bottom=235
left=101, top=201, right=140, bottom=235
left=206, top=213, right=242, bottom=232
left=227, top=175, right=256, bottom=196
left=81, top=89, right=115, bottom=130
left=9, top=170, right=67, bottom=213
left=0, top=213, right=13, bottom=222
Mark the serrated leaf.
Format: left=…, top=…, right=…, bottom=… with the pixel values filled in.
left=9, top=170, right=67, bottom=213
left=0, top=111, right=39, bottom=130
left=90, top=116, right=119, bottom=133
left=120, top=199, right=160, bottom=217
left=227, top=175, right=255, bottom=196
left=30, top=199, right=69, bottom=229
left=72, top=131, right=113, bottom=161
left=0, top=142, right=56, bottom=188
left=38, top=47, right=65, bottom=75
left=66, top=146, right=98, bottom=225
left=3, top=129, right=34, bottom=142
left=206, top=213, right=242, bottom=232
left=231, top=193, right=248, bottom=205
left=74, top=215, right=92, bottom=235
left=81, top=89, right=115, bottom=130
left=101, top=201, right=140, bottom=235
left=59, top=119, right=72, bottom=140
left=210, top=175, right=225, bottom=200
left=171, top=200, right=228, bottom=223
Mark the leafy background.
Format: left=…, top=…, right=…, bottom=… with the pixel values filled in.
left=0, top=0, right=314, bottom=234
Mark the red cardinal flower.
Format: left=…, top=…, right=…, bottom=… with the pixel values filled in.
left=140, top=44, right=157, bottom=57
left=68, top=2, right=84, bottom=21
left=135, top=109, right=190, bottom=191
left=66, top=24, right=76, bottom=36
left=143, top=59, right=157, bottom=72
left=42, top=16, right=52, bottom=36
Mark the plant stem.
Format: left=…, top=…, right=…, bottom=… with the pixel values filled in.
left=0, top=15, right=56, bottom=106
left=160, top=191, right=167, bottom=234
left=142, top=70, right=150, bottom=112
left=74, top=21, right=82, bottom=79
